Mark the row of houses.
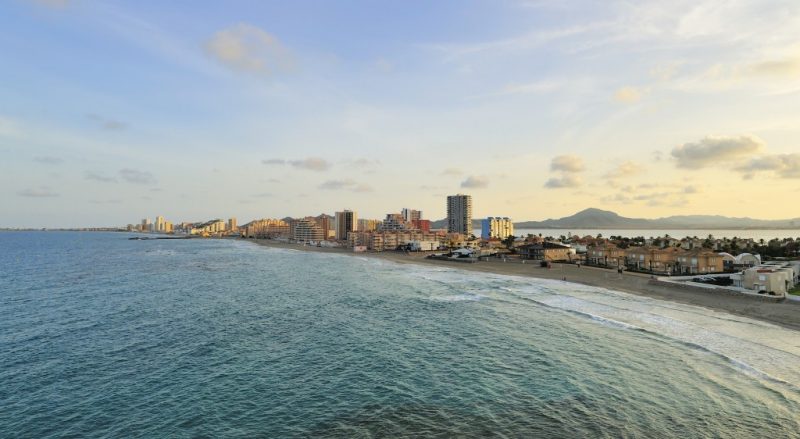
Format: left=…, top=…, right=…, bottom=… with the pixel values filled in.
left=583, top=244, right=728, bottom=274
left=731, top=261, right=800, bottom=295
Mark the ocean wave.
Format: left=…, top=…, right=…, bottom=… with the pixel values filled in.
left=430, top=293, right=486, bottom=302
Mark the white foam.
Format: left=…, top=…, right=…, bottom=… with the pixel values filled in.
left=385, top=260, right=800, bottom=388
left=431, top=293, right=486, bottom=302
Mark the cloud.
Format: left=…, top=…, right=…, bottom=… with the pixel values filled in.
left=469, top=79, right=565, bottom=99
left=683, top=185, right=700, bottom=194
left=350, top=158, right=380, bottom=167
left=441, top=168, right=462, bottom=176
left=318, top=179, right=372, bottom=192
left=604, top=190, right=688, bottom=208
left=33, top=156, right=63, bottom=165
left=671, top=135, right=764, bottom=169
left=429, top=23, right=601, bottom=61
left=289, top=157, right=330, bottom=171
left=205, top=23, right=293, bottom=75
left=736, top=153, right=800, bottom=179
left=650, top=62, right=683, bottom=81
left=18, top=187, right=59, bottom=198
left=262, top=159, right=286, bottom=165
left=85, top=171, right=117, bottom=183
left=119, top=168, right=156, bottom=185
left=544, top=174, right=583, bottom=189
left=32, top=0, right=69, bottom=8
left=601, top=193, right=634, bottom=204
left=748, top=55, right=800, bottom=78
left=604, top=161, right=643, bottom=179
left=503, top=80, right=563, bottom=95
left=87, top=114, right=127, bottom=131
left=460, top=175, right=489, bottom=189
left=613, top=86, right=647, bottom=103
left=252, top=192, right=273, bottom=198
left=550, top=155, right=585, bottom=173
left=632, top=191, right=687, bottom=207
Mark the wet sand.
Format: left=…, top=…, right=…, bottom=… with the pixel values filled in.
left=242, top=239, right=800, bottom=331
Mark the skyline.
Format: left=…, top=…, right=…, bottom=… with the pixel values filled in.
left=2, top=1, right=800, bottom=228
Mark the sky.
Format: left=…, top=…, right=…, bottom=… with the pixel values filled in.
left=2, top=0, right=800, bottom=228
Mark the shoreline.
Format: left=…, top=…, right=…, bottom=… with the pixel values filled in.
left=241, top=238, right=800, bottom=331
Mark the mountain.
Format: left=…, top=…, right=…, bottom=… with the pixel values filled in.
left=516, top=208, right=653, bottom=229
left=432, top=208, right=800, bottom=230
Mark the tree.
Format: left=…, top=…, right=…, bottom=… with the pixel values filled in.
left=502, top=235, right=516, bottom=249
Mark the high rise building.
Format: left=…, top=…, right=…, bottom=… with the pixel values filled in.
left=481, top=217, right=514, bottom=240
left=335, top=210, right=357, bottom=241
left=380, top=213, right=406, bottom=231
left=243, top=218, right=290, bottom=238
left=401, top=208, right=422, bottom=222
left=358, top=218, right=381, bottom=232
left=447, top=194, right=473, bottom=236
left=155, top=216, right=166, bottom=233
left=293, top=218, right=325, bottom=242
left=314, top=214, right=335, bottom=239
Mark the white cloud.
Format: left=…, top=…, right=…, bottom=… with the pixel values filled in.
left=289, top=157, right=330, bottom=172
left=318, top=179, right=372, bottom=192
left=205, top=23, right=293, bottom=76
left=262, top=157, right=330, bottom=171
left=671, top=135, right=764, bottom=169
left=349, top=158, right=380, bottom=168
left=605, top=161, right=644, bottom=179
left=613, top=86, right=647, bottom=103
left=550, top=154, right=585, bottom=173
left=85, top=171, right=117, bottom=183
left=87, top=114, right=127, bottom=131
left=460, top=175, right=489, bottom=189
left=747, top=52, right=800, bottom=78
left=32, top=0, right=69, bottom=8
left=736, top=153, right=800, bottom=179
left=119, top=168, right=156, bottom=185
left=18, top=186, right=59, bottom=198
left=544, top=174, right=582, bottom=189
left=262, top=159, right=286, bottom=165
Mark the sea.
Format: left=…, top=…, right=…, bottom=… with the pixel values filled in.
left=2, top=231, right=800, bottom=438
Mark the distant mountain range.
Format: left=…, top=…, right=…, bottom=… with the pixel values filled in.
left=431, top=208, right=800, bottom=230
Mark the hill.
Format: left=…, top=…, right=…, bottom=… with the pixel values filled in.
left=432, top=208, right=800, bottom=230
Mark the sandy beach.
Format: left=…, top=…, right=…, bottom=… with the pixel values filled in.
left=242, top=238, right=800, bottom=331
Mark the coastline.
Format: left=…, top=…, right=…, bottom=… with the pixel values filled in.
left=241, top=238, right=800, bottom=331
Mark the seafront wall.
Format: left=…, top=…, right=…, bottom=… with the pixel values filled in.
left=648, top=279, right=784, bottom=302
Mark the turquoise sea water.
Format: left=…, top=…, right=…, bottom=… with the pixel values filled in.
left=2, top=232, right=800, bottom=438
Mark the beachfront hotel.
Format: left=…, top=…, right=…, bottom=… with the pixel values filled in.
left=481, top=217, right=514, bottom=240
left=447, top=194, right=472, bottom=236
left=292, top=218, right=325, bottom=242
left=335, top=210, right=357, bottom=241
